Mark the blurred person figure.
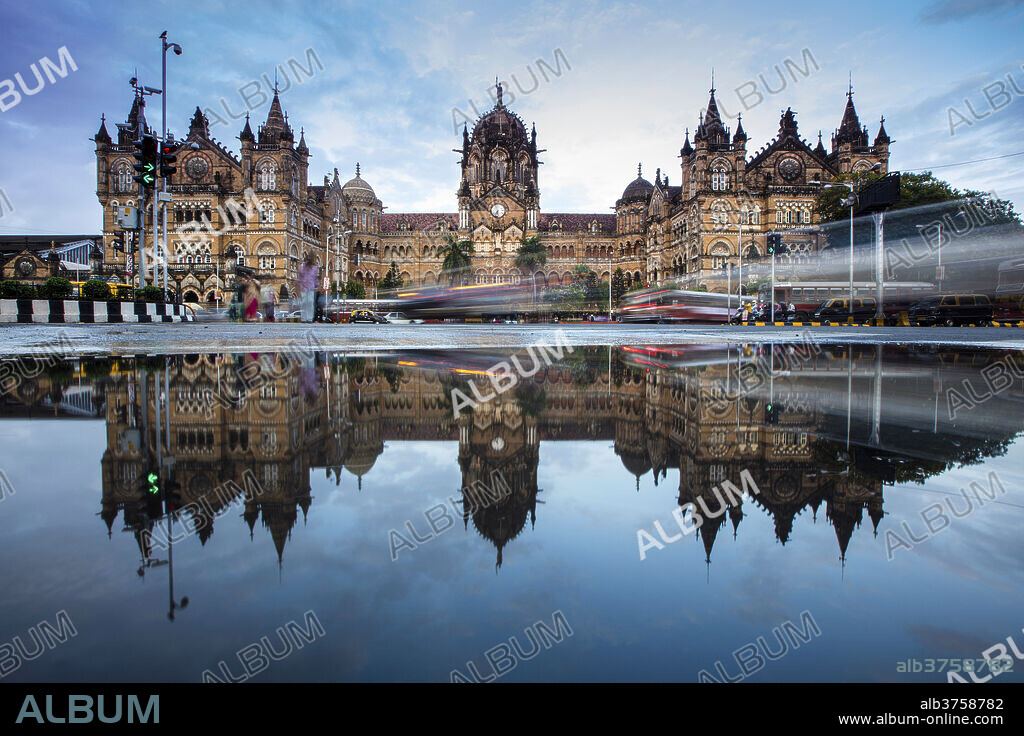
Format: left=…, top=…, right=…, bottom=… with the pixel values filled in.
left=261, top=282, right=277, bottom=322
left=242, top=272, right=260, bottom=322
left=298, top=253, right=319, bottom=323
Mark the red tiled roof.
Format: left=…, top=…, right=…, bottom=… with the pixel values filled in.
left=380, top=213, right=458, bottom=232
left=539, top=213, right=616, bottom=233
left=378, top=212, right=616, bottom=234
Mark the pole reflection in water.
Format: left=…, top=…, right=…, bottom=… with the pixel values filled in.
left=0, top=342, right=1022, bottom=682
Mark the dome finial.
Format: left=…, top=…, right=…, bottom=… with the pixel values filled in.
left=637, top=162, right=642, bottom=177
left=355, top=162, right=360, bottom=177
left=495, top=77, right=503, bottom=106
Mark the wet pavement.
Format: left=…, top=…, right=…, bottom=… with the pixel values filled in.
left=1, top=341, right=1023, bottom=682
left=2, top=322, right=1024, bottom=356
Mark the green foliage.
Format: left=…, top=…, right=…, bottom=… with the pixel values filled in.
left=378, top=363, right=404, bottom=393
left=439, top=236, right=475, bottom=285
left=694, top=284, right=708, bottom=292
left=815, top=171, right=1022, bottom=226
left=40, top=277, right=72, bottom=299
left=44, top=360, right=75, bottom=382
left=82, top=279, right=111, bottom=300
left=0, top=280, right=34, bottom=298
left=514, top=235, right=547, bottom=276
left=380, top=261, right=404, bottom=292
left=136, top=285, right=164, bottom=302
left=344, top=280, right=366, bottom=299
left=82, top=359, right=113, bottom=381
left=514, top=382, right=547, bottom=417
left=744, top=278, right=769, bottom=296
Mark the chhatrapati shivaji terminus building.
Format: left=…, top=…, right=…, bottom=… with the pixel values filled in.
left=92, top=80, right=888, bottom=302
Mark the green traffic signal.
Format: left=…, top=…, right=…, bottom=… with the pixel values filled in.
left=132, top=135, right=159, bottom=191
left=147, top=471, right=159, bottom=495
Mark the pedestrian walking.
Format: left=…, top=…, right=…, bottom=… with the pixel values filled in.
left=297, top=253, right=319, bottom=323
left=242, top=272, right=260, bottom=322
left=261, top=283, right=277, bottom=322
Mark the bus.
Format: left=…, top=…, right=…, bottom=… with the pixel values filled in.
left=69, top=281, right=135, bottom=298
left=619, top=289, right=740, bottom=323
left=761, top=281, right=935, bottom=321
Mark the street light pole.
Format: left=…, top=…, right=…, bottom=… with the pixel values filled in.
left=160, top=32, right=182, bottom=297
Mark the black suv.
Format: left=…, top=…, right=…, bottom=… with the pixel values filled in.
left=908, top=295, right=993, bottom=326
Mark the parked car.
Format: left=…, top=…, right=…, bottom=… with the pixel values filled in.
left=383, top=312, right=424, bottom=324
left=812, top=297, right=877, bottom=324
left=908, top=294, right=993, bottom=326
left=349, top=309, right=388, bottom=324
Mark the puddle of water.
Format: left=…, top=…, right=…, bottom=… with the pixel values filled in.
left=0, top=342, right=1022, bottom=683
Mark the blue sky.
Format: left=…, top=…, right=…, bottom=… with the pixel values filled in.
left=1, top=0, right=1023, bottom=234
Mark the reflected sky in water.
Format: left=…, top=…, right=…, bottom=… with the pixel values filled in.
left=1, top=343, right=1023, bottom=682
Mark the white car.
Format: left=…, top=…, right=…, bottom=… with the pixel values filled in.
left=383, top=312, right=424, bottom=324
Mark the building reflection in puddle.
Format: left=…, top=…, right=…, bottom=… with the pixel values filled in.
left=2, top=343, right=1022, bottom=584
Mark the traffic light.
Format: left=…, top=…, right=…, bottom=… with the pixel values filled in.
left=111, top=233, right=125, bottom=253
left=138, top=468, right=163, bottom=519
left=132, top=135, right=158, bottom=191
left=766, top=233, right=787, bottom=255
left=164, top=475, right=183, bottom=514
left=764, top=402, right=782, bottom=425
left=160, top=141, right=177, bottom=179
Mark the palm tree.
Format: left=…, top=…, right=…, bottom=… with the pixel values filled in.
left=514, top=235, right=547, bottom=302
left=439, top=236, right=474, bottom=285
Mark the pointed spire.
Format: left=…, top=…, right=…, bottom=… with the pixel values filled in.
left=814, top=130, right=827, bottom=156
left=680, top=127, right=693, bottom=156
left=874, top=115, right=890, bottom=146
left=733, top=112, right=747, bottom=143
left=296, top=127, right=308, bottom=154
left=94, top=114, right=111, bottom=145
left=189, top=105, right=209, bottom=139
left=240, top=111, right=253, bottom=142
left=835, top=81, right=867, bottom=149
left=261, top=87, right=287, bottom=142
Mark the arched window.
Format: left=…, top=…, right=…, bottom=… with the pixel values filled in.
left=257, top=162, right=276, bottom=191
left=689, top=165, right=697, bottom=197
left=711, top=161, right=730, bottom=191
left=751, top=207, right=761, bottom=225
left=290, top=165, right=299, bottom=197
left=113, top=162, right=132, bottom=193
left=801, top=209, right=810, bottom=224
left=261, top=203, right=275, bottom=223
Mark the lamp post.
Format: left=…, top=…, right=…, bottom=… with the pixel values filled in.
left=160, top=32, right=182, bottom=297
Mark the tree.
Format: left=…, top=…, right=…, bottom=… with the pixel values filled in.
left=439, top=236, right=474, bottom=285
left=611, top=268, right=626, bottom=304
left=815, top=171, right=1021, bottom=228
left=381, top=261, right=403, bottom=292
left=344, top=280, right=366, bottom=299
left=514, top=235, right=547, bottom=298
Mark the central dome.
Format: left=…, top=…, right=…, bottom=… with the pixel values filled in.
left=472, top=105, right=527, bottom=146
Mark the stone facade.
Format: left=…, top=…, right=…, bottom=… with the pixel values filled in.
left=92, top=82, right=889, bottom=300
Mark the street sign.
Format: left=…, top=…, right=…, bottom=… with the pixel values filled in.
left=157, top=192, right=173, bottom=202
